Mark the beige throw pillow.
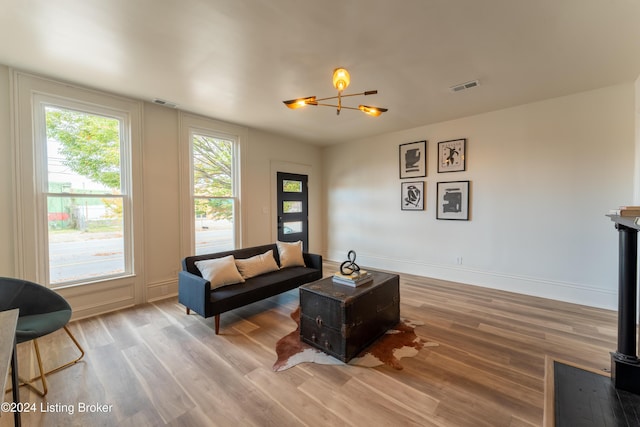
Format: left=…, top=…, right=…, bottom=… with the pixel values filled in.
left=235, top=250, right=280, bottom=279
left=276, top=240, right=306, bottom=268
left=195, top=255, right=245, bottom=289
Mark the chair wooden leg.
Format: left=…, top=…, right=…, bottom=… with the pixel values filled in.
left=186, top=307, right=190, bottom=315
left=215, top=315, right=220, bottom=335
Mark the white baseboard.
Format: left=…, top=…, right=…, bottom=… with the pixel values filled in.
left=146, top=278, right=178, bottom=302
left=327, top=251, right=617, bottom=311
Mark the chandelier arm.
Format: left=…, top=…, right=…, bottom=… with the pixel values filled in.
left=313, top=95, right=339, bottom=102
left=337, top=91, right=378, bottom=98
left=313, top=90, right=377, bottom=103
left=313, top=103, right=360, bottom=111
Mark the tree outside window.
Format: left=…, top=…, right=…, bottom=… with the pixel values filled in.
left=192, top=133, right=236, bottom=254
left=45, top=106, right=127, bottom=285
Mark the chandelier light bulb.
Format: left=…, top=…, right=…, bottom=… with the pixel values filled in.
left=358, top=105, right=386, bottom=117
left=332, top=68, right=350, bottom=91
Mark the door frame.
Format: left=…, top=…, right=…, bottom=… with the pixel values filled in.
left=270, top=161, right=313, bottom=246
left=276, top=171, right=309, bottom=250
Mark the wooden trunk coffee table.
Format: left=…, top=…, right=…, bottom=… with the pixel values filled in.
left=299, top=270, right=400, bottom=362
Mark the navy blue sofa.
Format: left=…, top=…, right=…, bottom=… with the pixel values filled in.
left=178, top=244, right=322, bottom=334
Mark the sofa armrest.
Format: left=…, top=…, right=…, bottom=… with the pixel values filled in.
left=303, top=252, right=323, bottom=271
left=178, top=270, right=211, bottom=317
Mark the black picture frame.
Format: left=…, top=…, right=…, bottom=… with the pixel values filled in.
left=438, top=138, right=466, bottom=173
left=436, top=180, right=470, bottom=220
left=399, top=140, right=427, bottom=179
left=401, top=181, right=425, bottom=211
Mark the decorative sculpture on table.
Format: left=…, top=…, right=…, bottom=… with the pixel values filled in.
left=340, top=250, right=361, bottom=276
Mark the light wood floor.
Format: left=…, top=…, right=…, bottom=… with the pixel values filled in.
left=2, top=263, right=618, bottom=427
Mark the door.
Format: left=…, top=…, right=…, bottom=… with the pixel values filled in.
left=277, top=172, right=309, bottom=250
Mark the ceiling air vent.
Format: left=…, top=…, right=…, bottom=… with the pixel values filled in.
left=449, top=80, right=480, bottom=93
left=152, top=98, right=178, bottom=108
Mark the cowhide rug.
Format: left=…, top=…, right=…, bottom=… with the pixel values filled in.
left=273, top=307, right=438, bottom=372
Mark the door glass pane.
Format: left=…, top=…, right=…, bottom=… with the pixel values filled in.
left=283, top=221, right=303, bottom=234
left=283, top=180, right=302, bottom=192
left=283, top=201, right=302, bottom=213
left=195, top=197, right=234, bottom=255
left=48, top=196, right=125, bottom=284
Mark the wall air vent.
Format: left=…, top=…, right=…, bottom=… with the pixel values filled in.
left=152, top=99, right=178, bottom=108
left=449, top=80, right=480, bottom=93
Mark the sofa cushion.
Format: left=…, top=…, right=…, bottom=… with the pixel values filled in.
left=235, top=250, right=280, bottom=279
left=277, top=240, right=305, bottom=268
left=195, top=255, right=245, bottom=289
left=209, top=266, right=321, bottom=314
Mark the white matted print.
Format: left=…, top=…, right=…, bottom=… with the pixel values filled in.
left=399, top=140, right=426, bottom=179
left=438, top=138, right=466, bottom=173
left=401, top=181, right=424, bottom=211
left=436, top=181, right=469, bottom=220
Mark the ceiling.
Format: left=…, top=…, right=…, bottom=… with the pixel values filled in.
left=1, top=0, right=639, bottom=146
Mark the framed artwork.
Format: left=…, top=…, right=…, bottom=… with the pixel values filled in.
left=399, top=140, right=427, bottom=179
left=401, top=181, right=424, bottom=211
left=438, top=138, right=466, bottom=173
left=436, top=180, right=470, bottom=220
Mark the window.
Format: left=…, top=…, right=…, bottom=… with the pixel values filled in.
left=14, top=71, right=143, bottom=312
left=191, top=131, right=238, bottom=254
left=38, top=103, right=132, bottom=286
left=179, top=113, right=244, bottom=257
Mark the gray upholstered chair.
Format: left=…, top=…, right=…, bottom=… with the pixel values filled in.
left=0, top=277, right=85, bottom=396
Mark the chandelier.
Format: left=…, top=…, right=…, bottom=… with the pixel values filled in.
left=283, top=68, right=388, bottom=117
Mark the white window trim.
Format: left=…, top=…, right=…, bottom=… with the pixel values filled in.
left=178, top=112, right=247, bottom=258
left=11, top=70, right=145, bottom=310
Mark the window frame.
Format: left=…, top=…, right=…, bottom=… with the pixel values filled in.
left=190, top=129, right=239, bottom=254
left=179, top=113, right=246, bottom=257
left=34, top=98, right=134, bottom=286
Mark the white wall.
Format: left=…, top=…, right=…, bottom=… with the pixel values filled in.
left=324, top=84, right=635, bottom=310
left=142, top=102, right=182, bottom=301
left=0, top=65, right=13, bottom=276
left=635, top=76, right=640, bottom=203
